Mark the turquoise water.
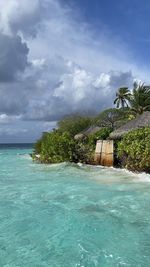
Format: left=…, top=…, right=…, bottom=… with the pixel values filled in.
left=0, top=145, right=150, bottom=267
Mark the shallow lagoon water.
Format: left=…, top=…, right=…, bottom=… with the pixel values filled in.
left=0, top=145, right=150, bottom=267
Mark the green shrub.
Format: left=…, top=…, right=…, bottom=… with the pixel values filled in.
left=33, top=130, right=76, bottom=163
left=73, top=140, right=95, bottom=164
left=33, top=128, right=96, bottom=164
left=117, top=127, right=150, bottom=172
left=58, top=115, right=93, bottom=136
left=33, top=132, right=48, bottom=154
left=88, top=127, right=112, bottom=149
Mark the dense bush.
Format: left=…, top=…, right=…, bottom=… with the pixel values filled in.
left=58, top=115, right=93, bottom=136
left=33, top=130, right=94, bottom=164
left=88, top=127, right=112, bottom=149
left=33, top=130, right=76, bottom=163
left=73, top=141, right=95, bottom=164
left=117, top=127, right=150, bottom=172
left=33, top=132, right=48, bottom=154
left=33, top=120, right=113, bottom=164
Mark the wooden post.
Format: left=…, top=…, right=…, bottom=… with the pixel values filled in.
left=94, top=140, right=114, bottom=167
left=94, top=140, right=103, bottom=164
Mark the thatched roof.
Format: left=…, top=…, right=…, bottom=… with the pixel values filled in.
left=74, top=126, right=101, bottom=140
left=109, top=111, right=150, bottom=139
left=74, top=133, right=85, bottom=140
left=82, top=126, right=101, bottom=135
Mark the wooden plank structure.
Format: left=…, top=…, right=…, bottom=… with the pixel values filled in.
left=94, top=140, right=114, bottom=167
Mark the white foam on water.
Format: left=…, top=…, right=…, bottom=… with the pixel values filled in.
left=32, top=161, right=69, bottom=170
left=24, top=154, right=150, bottom=184
left=110, top=167, right=150, bottom=183
left=77, top=162, right=83, bottom=167
left=134, top=172, right=150, bottom=182
left=76, top=163, right=150, bottom=183
left=20, top=153, right=31, bottom=159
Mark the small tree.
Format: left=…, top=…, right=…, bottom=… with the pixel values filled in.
left=95, top=108, right=128, bottom=130
left=58, top=114, right=93, bottom=136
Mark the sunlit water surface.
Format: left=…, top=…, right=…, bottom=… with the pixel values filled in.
left=0, top=144, right=150, bottom=267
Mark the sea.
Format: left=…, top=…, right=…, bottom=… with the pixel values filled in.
left=0, top=143, right=150, bottom=267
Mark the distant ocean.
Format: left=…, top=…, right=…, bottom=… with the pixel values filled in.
left=0, top=143, right=150, bottom=266
left=0, top=143, right=33, bottom=149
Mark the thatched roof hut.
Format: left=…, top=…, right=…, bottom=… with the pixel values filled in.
left=74, top=126, right=101, bottom=140
left=109, top=111, right=150, bottom=139
left=82, top=126, right=101, bottom=135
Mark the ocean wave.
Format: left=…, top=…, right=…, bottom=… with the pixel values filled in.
left=75, top=163, right=150, bottom=183
left=32, top=161, right=70, bottom=170
left=109, top=167, right=150, bottom=182
left=21, top=155, right=150, bottom=183
left=17, top=153, right=32, bottom=160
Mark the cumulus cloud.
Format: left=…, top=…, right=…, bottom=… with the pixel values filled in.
left=0, top=0, right=148, bottom=142
left=0, top=114, right=21, bottom=124
left=0, top=0, right=46, bottom=84
left=22, top=60, right=133, bottom=121
left=0, top=34, right=29, bottom=82
left=0, top=0, right=42, bottom=36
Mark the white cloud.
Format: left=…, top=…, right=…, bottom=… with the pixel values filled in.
left=93, top=73, right=110, bottom=88
left=0, top=0, right=41, bottom=36
left=0, top=114, right=21, bottom=124
left=0, top=0, right=149, bottom=142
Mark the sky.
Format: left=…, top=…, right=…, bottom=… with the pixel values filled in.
left=0, top=0, right=150, bottom=143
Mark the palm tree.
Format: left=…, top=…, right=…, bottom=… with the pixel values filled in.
left=129, top=83, right=150, bottom=115
left=114, top=87, right=132, bottom=109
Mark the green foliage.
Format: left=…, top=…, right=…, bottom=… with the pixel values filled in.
left=33, top=139, right=42, bottom=155
left=117, top=127, right=150, bottom=172
left=129, top=83, right=150, bottom=115
left=71, top=127, right=113, bottom=164
left=34, top=130, right=76, bottom=163
left=114, top=82, right=150, bottom=115
left=58, top=114, right=93, bottom=137
left=88, top=127, right=112, bottom=148
left=114, top=87, right=132, bottom=108
left=95, top=108, right=129, bottom=129
left=33, top=132, right=48, bottom=154
left=33, top=113, right=95, bottom=164
left=33, top=129, right=95, bottom=164
left=73, top=141, right=95, bottom=164
left=33, top=84, right=150, bottom=170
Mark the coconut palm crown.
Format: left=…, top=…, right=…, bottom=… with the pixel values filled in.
left=114, top=87, right=132, bottom=109
left=129, top=83, right=150, bottom=115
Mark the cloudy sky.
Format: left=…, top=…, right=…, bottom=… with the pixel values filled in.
left=0, top=0, right=150, bottom=143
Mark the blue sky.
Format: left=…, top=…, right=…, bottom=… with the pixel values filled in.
left=0, top=0, right=150, bottom=143
left=67, top=0, right=150, bottom=66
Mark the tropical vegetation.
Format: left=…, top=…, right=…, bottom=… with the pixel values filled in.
left=95, top=108, right=131, bottom=129
left=117, top=127, right=150, bottom=172
left=129, top=82, right=150, bottom=115
left=114, top=87, right=131, bottom=108
left=33, top=125, right=112, bottom=164
left=58, top=115, right=93, bottom=137
left=115, top=82, right=150, bottom=114
left=33, top=130, right=76, bottom=163
left=33, top=81, right=150, bottom=172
